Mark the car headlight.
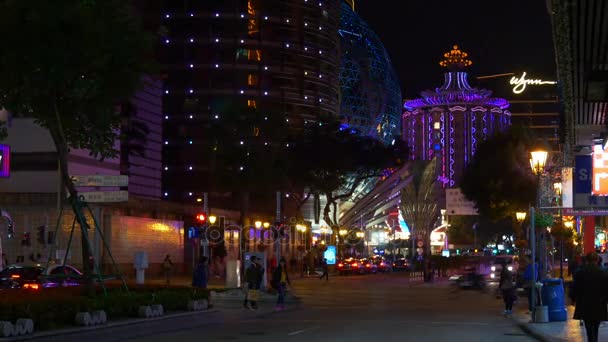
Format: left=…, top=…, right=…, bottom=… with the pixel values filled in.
left=507, top=266, right=513, bottom=271
left=491, top=266, right=496, bottom=271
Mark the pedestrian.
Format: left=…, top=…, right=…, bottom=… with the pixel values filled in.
left=272, top=257, right=291, bottom=310
left=570, top=252, right=608, bottom=342
left=163, top=254, right=173, bottom=285
left=243, top=256, right=264, bottom=310
left=499, top=266, right=516, bottom=316
left=523, top=257, right=539, bottom=313
left=319, top=258, right=329, bottom=281
left=192, top=256, right=208, bottom=289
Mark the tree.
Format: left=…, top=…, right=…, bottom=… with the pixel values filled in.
left=288, top=117, right=406, bottom=227
left=0, top=1, right=152, bottom=278
left=399, top=159, right=439, bottom=256
left=460, top=126, right=537, bottom=221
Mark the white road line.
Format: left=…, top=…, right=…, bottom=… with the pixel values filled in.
left=287, top=326, right=319, bottom=336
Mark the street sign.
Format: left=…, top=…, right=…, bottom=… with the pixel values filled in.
left=79, top=191, right=128, bottom=203
left=574, top=155, right=592, bottom=194
left=445, top=188, right=479, bottom=215
left=71, top=175, right=128, bottom=187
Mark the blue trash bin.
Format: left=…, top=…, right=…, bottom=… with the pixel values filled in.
left=541, top=278, right=568, bottom=321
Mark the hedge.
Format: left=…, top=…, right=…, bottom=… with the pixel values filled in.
left=0, top=286, right=209, bottom=331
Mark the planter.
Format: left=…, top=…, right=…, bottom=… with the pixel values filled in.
left=138, top=305, right=164, bottom=318
left=187, top=299, right=208, bottom=311
left=0, top=319, right=34, bottom=337
left=74, top=311, right=107, bottom=326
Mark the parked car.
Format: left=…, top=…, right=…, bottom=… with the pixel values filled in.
left=0, top=264, right=84, bottom=290
left=392, top=258, right=411, bottom=271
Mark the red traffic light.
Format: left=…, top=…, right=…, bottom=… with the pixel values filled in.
left=196, top=213, right=206, bottom=223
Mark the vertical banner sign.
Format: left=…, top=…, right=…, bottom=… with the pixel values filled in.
left=592, top=145, right=608, bottom=196
left=574, top=155, right=592, bottom=194
left=0, top=144, right=10, bottom=178
left=324, top=245, right=336, bottom=265
left=561, top=167, right=573, bottom=208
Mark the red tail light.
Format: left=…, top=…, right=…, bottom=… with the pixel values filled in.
left=23, top=283, right=39, bottom=290
left=366, top=264, right=371, bottom=268
left=353, top=263, right=358, bottom=267
left=393, top=263, right=396, bottom=266
left=10, top=274, right=20, bottom=279
left=380, top=263, right=385, bottom=266
left=338, top=263, right=344, bottom=268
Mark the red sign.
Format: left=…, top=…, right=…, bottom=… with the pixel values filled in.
left=592, top=145, right=608, bottom=196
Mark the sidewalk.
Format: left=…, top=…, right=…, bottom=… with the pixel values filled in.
left=512, top=303, right=608, bottom=341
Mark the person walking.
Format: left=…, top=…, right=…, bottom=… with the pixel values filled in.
left=319, top=258, right=329, bottom=281
left=163, top=254, right=173, bottom=285
left=272, top=257, right=291, bottom=310
left=192, top=256, right=208, bottom=289
left=571, top=252, right=608, bottom=342
left=499, top=266, right=516, bottom=316
left=243, top=256, right=264, bottom=310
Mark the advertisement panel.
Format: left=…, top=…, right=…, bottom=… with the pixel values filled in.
left=592, top=145, right=608, bottom=196
left=562, top=167, right=573, bottom=208
left=445, top=188, right=478, bottom=215
left=323, top=245, right=336, bottom=265
left=574, top=155, right=592, bottom=194
left=0, top=144, right=9, bottom=178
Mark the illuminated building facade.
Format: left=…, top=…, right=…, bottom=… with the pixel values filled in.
left=338, top=2, right=402, bottom=144
left=160, top=0, right=341, bottom=202
left=403, top=46, right=511, bottom=187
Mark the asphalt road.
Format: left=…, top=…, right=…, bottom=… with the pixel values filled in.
left=29, top=273, right=534, bottom=342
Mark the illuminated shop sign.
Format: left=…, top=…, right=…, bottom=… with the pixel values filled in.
left=0, top=144, right=9, bottom=178
left=593, top=144, right=608, bottom=196
left=509, top=72, right=557, bottom=94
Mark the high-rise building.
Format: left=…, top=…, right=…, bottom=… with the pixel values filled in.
left=160, top=0, right=341, bottom=204
left=402, top=46, right=511, bottom=188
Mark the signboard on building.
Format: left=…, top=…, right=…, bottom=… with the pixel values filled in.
left=446, top=188, right=479, bottom=215
left=592, top=145, right=608, bottom=196
left=71, top=175, right=128, bottom=187
left=509, top=72, right=557, bottom=94
left=574, top=153, right=608, bottom=210
left=79, top=190, right=128, bottom=203
left=0, top=144, right=10, bottom=178
left=562, top=167, right=574, bottom=208
left=323, top=245, right=336, bottom=265
left=575, top=155, right=592, bottom=194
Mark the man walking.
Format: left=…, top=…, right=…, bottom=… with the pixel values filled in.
left=319, top=258, right=329, bottom=281
left=244, top=256, right=264, bottom=310
left=162, top=254, right=173, bottom=285
left=571, top=252, right=608, bottom=342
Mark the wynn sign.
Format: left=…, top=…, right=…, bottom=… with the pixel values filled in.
left=509, top=72, right=557, bottom=94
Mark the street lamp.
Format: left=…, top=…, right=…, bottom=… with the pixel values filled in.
left=356, top=231, right=364, bottom=238
left=254, top=221, right=262, bottom=229
left=209, top=215, right=217, bottom=225
left=263, top=222, right=270, bottom=229
left=516, top=212, right=527, bottom=223
left=529, top=148, right=548, bottom=322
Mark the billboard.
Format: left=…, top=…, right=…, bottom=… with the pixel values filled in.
left=592, top=145, right=608, bottom=196
left=445, top=188, right=478, bottom=215
left=574, top=155, right=592, bottom=194
left=323, top=245, right=336, bottom=265
left=0, top=144, right=9, bottom=178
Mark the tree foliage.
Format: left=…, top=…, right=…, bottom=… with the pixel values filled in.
left=288, top=118, right=406, bottom=226
left=399, top=159, right=439, bottom=252
left=460, top=126, right=537, bottom=221
left=0, top=0, right=152, bottom=277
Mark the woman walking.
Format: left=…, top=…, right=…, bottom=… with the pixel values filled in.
left=272, top=257, right=291, bottom=310
left=499, top=266, right=516, bottom=316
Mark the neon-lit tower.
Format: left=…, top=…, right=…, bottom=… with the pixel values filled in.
left=402, top=45, right=511, bottom=187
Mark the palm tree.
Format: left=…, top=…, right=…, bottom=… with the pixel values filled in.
left=399, top=158, right=440, bottom=258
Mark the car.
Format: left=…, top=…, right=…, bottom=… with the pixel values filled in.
left=371, top=256, right=391, bottom=272
left=359, top=258, right=378, bottom=274
left=337, top=258, right=363, bottom=275
left=0, top=264, right=84, bottom=290
left=392, top=258, right=411, bottom=271
left=489, top=256, right=517, bottom=282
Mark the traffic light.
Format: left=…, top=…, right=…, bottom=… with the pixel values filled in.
left=36, top=226, right=46, bottom=245
left=195, top=213, right=207, bottom=223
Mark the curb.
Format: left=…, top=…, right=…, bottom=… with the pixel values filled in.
left=3, top=309, right=219, bottom=342
left=515, top=322, right=551, bottom=342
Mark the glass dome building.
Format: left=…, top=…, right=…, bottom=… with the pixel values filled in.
left=338, top=2, right=402, bottom=144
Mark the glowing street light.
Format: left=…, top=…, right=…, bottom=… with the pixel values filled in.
left=553, top=182, right=562, bottom=196
left=339, top=229, right=348, bottom=236
left=528, top=148, right=547, bottom=321
left=209, top=215, right=217, bottom=225
left=356, top=231, right=364, bottom=238
left=529, top=150, right=548, bottom=176
left=263, top=222, right=270, bottom=229
left=254, top=221, right=262, bottom=229
left=516, top=212, right=527, bottom=223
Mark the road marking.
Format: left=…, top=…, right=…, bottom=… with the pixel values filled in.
left=287, top=326, right=319, bottom=336
left=311, top=306, right=366, bottom=309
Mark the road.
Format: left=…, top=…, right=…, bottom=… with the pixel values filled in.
left=30, top=273, right=533, bottom=342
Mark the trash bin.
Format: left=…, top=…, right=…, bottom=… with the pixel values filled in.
left=541, top=278, right=567, bottom=322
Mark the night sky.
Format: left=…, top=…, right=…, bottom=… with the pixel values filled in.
left=355, top=0, right=557, bottom=100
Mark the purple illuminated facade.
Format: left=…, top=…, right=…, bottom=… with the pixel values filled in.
left=402, top=46, right=510, bottom=187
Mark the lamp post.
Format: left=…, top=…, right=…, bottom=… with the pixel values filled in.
left=529, top=149, right=548, bottom=321
left=339, top=229, right=347, bottom=257
left=516, top=211, right=527, bottom=241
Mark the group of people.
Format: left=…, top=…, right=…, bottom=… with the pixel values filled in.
left=496, top=252, right=607, bottom=342
left=243, top=256, right=292, bottom=310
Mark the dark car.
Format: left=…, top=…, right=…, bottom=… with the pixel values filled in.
left=359, top=258, right=378, bottom=274
left=0, top=264, right=84, bottom=290
left=392, top=258, right=411, bottom=271
left=337, top=258, right=363, bottom=275
left=371, top=256, right=391, bottom=272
